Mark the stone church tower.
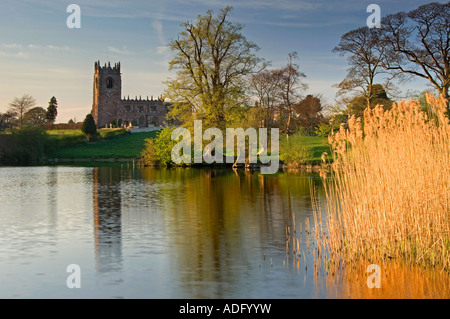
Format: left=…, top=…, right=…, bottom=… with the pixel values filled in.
left=91, top=61, right=168, bottom=128
left=92, top=61, right=122, bottom=128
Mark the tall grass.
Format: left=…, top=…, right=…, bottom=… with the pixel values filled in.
left=314, top=94, right=450, bottom=270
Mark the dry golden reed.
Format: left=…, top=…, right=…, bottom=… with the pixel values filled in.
left=315, top=94, right=450, bottom=271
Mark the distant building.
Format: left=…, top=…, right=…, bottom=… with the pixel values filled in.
left=91, top=61, right=168, bottom=128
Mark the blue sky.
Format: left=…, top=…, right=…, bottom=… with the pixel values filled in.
left=0, top=0, right=441, bottom=122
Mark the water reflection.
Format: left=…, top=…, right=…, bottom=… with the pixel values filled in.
left=130, top=167, right=323, bottom=298
left=87, top=166, right=323, bottom=297
left=84, top=166, right=450, bottom=298
left=93, top=167, right=122, bottom=273
left=322, top=259, right=450, bottom=299
left=1, top=166, right=447, bottom=298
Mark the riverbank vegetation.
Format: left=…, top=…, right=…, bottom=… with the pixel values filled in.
left=312, top=94, right=450, bottom=271
left=140, top=126, right=330, bottom=167
left=0, top=128, right=154, bottom=164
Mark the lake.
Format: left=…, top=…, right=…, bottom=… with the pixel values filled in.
left=0, top=165, right=449, bottom=299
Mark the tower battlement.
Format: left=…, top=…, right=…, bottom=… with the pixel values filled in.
left=95, top=60, right=121, bottom=73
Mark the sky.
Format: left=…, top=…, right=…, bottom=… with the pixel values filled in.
left=0, top=0, right=443, bottom=123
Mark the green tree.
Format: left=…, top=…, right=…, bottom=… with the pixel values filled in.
left=23, top=107, right=47, bottom=126
left=46, top=96, right=58, bottom=124
left=8, top=94, right=36, bottom=128
left=164, top=6, right=264, bottom=131
left=81, top=114, right=97, bottom=141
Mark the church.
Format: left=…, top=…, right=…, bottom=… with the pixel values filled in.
left=91, top=61, right=168, bottom=128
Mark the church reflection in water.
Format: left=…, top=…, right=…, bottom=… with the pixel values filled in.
left=92, top=167, right=123, bottom=273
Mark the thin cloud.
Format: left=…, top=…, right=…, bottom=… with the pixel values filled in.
left=0, top=44, right=29, bottom=59
left=0, top=50, right=29, bottom=59
left=45, top=45, right=70, bottom=51
left=157, top=46, right=169, bottom=55
left=152, top=21, right=170, bottom=60
left=0, top=43, right=72, bottom=59
left=171, top=0, right=321, bottom=11
left=3, top=43, right=22, bottom=49
left=107, top=46, right=134, bottom=55
left=152, top=21, right=166, bottom=45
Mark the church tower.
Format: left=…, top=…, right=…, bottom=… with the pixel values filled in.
left=92, top=61, right=122, bottom=128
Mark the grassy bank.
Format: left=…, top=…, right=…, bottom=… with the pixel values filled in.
left=280, top=134, right=331, bottom=165
left=47, top=130, right=159, bottom=159
left=51, top=128, right=330, bottom=165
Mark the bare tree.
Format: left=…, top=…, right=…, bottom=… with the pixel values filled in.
left=333, top=27, right=393, bottom=109
left=277, top=52, right=307, bottom=137
left=8, top=94, right=36, bottom=128
left=380, top=2, right=449, bottom=106
left=249, top=68, right=283, bottom=127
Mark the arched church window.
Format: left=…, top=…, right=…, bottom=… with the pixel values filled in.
left=106, top=77, right=113, bottom=89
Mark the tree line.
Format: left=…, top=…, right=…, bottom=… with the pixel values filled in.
left=164, top=2, right=449, bottom=139
left=333, top=1, right=449, bottom=117
left=0, top=95, right=58, bottom=131
left=164, top=6, right=325, bottom=138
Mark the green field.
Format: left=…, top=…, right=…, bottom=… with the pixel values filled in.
left=47, top=130, right=159, bottom=159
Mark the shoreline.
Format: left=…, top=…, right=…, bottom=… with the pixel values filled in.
left=46, top=157, right=329, bottom=172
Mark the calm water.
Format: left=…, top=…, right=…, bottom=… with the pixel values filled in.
left=1, top=166, right=449, bottom=299
left=0, top=166, right=325, bottom=298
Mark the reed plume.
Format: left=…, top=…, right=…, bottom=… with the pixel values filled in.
left=314, top=94, right=450, bottom=271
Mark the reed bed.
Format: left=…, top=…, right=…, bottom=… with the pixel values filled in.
left=314, top=94, right=450, bottom=271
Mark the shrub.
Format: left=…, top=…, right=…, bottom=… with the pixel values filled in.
left=100, top=128, right=127, bottom=139
left=141, top=138, right=158, bottom=165
left=279, top=132, right=313, bottom=166
left=1, top=126, right=49, bottom=164
left=40, top=123, right=82, bottom=130
left=81, top=114, right=97, bottom=141
left=110, top=118, right=122, bottom=128
left=141, top=127, right=177, bottom=166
